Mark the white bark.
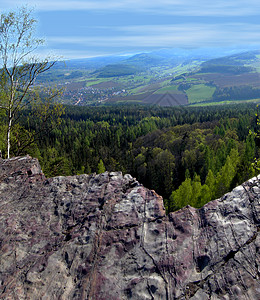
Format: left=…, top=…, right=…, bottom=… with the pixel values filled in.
left=0, top=7, right=58, bottom=158
left=7, top=115, right=12, bottom=159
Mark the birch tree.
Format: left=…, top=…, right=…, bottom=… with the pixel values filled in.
left=0, top=7, right=60, bottom=158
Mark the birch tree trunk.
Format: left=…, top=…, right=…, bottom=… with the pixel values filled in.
left=0, top=7, right=61, bottom=158
left=7, top=113, right=12, bottom=159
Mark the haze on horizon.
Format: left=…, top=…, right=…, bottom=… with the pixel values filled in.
left=1, top=0, right=260, bottom=59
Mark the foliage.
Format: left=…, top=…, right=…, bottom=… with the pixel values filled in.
left=97, top=159, right=106, bottom=174
left=212, top=86, right=260, bottom=102
left=18, top=103, right=260, bottom=213
left=0, top=7, right=62, bottom=158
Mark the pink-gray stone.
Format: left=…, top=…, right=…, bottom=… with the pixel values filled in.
left=0, top=156, right=260, bottom=299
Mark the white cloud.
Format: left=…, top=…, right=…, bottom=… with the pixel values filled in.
left=0, top=1, right=122, bottom=12
left=2, top=1, right=260, bottom=59
left=46, top=23, right=260, bottom=49
left=1, top=0, right=260, bottom=16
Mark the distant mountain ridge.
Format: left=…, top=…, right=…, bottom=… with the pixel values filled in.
left=54, top=47, right=257, bottom=71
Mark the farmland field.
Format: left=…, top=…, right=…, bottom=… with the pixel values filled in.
left=186, top=84, right=216, bottom=103
left=154, top=85, right=180, bottom=93
left=64, top=81, right=87, bottom=90
left=110, top=91, right=188, bottom=106
left=191, top=98, right=260, bottom=106
left=37, top=49, right=260, bottom=106
left=142, top=93, right=188, bottom=106
left=91, top=80, right=122, bottom=89
left=194, top=72, right=260, bottom=88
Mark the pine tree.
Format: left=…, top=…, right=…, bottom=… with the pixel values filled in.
left=97, top=159, right=106, bottom=174
left=191, top=173, right=202, bottom=207
left=205, top=169, right=216, bottom=199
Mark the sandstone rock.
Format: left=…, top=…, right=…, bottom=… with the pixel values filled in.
left=0, top=156, right=260, bottom=299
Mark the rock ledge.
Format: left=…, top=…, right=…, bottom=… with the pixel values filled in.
left=0, top=156, right=260, bottom=299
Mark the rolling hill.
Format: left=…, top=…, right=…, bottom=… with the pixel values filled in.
left=36, top=48, right=260, bottom=106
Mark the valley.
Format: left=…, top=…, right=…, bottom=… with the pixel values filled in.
left=38, top=49, right=260, bottom=107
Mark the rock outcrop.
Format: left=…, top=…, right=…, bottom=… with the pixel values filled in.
left=0, top=155, right=260, bottom=299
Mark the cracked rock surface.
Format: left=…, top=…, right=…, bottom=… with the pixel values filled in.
left=0, top=156, right=260, bottom=299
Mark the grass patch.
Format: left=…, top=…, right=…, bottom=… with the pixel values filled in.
left=86, top=78, right=108, bottom=87
left=186, top=84, right=216, bottom=103
left=186, top=77, right=198, bottom=82
left=190, top=98, right=260, bottom=107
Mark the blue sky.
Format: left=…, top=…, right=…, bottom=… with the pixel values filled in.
left=1, top=0, right=260, bottom=59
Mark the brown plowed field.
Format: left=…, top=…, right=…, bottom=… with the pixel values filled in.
left=142, top=93, right=188, bottom=106
left=65, top=81, right=87, bottom=90
left=110, top=92, right=188, bottom=106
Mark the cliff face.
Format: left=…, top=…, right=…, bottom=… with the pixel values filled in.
left=0, top=156, right=260, bottom=300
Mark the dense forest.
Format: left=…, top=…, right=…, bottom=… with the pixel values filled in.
left=212, top=86, right=260, bottom=102
left=1, top=103, right=260, bottom=213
